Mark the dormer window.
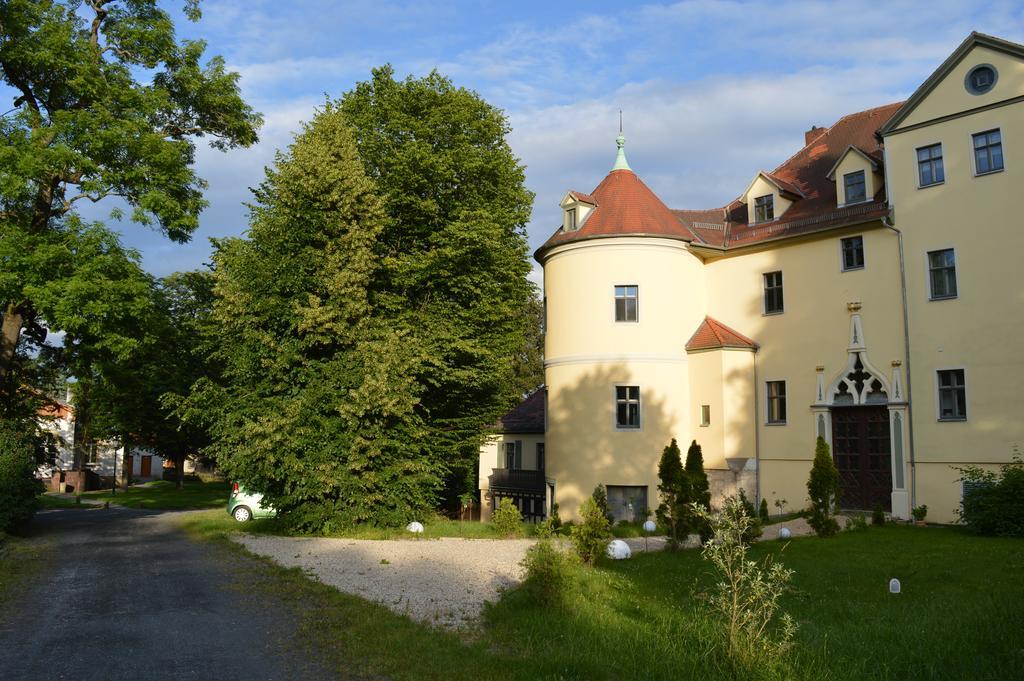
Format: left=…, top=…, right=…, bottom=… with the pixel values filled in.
left=843, top=170, right=866, bottom=203
left=754, top=195, right=774, bottom=223
left=567, top=207, right=577, bottom=231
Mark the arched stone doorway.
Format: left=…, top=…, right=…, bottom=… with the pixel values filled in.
left=812, top=306, right=910, bottom=517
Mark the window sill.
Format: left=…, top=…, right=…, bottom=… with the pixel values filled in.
left=763, top=310, right=784, bottom=317
left=928, top=294, right=958, bottom=302
left=974, top=168, right=1004, bottom=177
left=917, top=180, right=944, bottom=189
left=615, top=426, right=641, bottom=432
left=765, top=421, right=787, bottom=427
left=937, top=417, right=967, bottom=423
left=841, top=265, right=865, bottom=273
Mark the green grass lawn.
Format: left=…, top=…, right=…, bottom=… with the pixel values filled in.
left=182, top=512, right=1024, bottom=681
left=79, top=479, right=231, bottom=510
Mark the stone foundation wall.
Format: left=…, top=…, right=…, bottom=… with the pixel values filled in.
left=707, top=468, right=758, bottom=510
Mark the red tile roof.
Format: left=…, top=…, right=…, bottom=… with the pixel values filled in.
left=568, top=191, right=597, bottom=205
left=685, top=317, right=759, bottom=352
left=537, top=169, right=695, bottom=257
left=495, top=388, right=545, bottom=433
left=537, top=101, right=904, bottom=261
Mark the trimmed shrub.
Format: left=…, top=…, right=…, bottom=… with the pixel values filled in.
left=0, top=423, right=43, bottom=534
left=759, top=498, right=770, bottom=523
left=492, top=497, right=524, bottom=537
left=872, top=504, right=886, bottom=526
left=656, top=438, right=691, bottom=547
left=685, top=440, right=712, bottom=542
left=844, top=514, right=868, bottom=532
left=591, top=484, right=614, bottom=524
left=520, top=538, right=577, bottom=606
left=571, top=497, right=611, bottom=566
left=957, top=459, right=1024, bottom=536
left=807, top=436, right=840, bottom=537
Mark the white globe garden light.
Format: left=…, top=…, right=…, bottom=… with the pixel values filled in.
left=643, top=520, right=657, bottom=533
left=778, top=527, right=792, bottom=539
left=606, top=539, right=632, bottom=560
left=889, top=578, right=901, bottom=594
left=406, top=521, right=424, bottom=534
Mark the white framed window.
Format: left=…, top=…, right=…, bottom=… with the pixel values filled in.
left=927, top=248, right=957, bottom=300
left=700, top=404, right=710, bottom=427
left=841, top=235, right=865, bottom=271
left=843, top=170, right=866, bottom=203
left=567, top=207, right=577, bottom=230
left=615, top=385, right=641, bottom=429
left=614, top=285, right=638, bottom=322
left=754, top=194, right=774, bottom=223
left=766, top=381, right=787, bottom=424
left=763, top=271, right=784, bottom=314
left=936, top=369, right=967, bottom=421
left=972, top=129, right=1004, bottom=175
left=917, top=143, right=944, bottom=187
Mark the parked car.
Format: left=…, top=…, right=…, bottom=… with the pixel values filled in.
left=227, top=482, right=275, bottom=522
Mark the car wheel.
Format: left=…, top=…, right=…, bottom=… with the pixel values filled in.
left=233, top=506, right=252, bottom=523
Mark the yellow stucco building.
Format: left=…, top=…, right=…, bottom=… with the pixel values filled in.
left=479, top=32, right=1024, bottom=525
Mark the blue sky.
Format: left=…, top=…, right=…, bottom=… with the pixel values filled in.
left=36, top=1, right=1024, bottom=284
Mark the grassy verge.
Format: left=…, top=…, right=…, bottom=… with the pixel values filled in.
left=0, top=534, right=48, bottom=612
left=37, top=494, right=89, bottom=509
left=226, top=512, right=554, bottom=540
left=80, top=479, right=230, bottom=510
left=183, top=512, right=1024, bottom=681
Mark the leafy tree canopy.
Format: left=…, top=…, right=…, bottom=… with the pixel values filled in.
left=338, top=67, right=537, bottom=507
left=182, top=104, right=437, bottom=530
left=0, top=0, right=261, bottom=388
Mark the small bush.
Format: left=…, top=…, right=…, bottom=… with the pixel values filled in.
left=912, top=505, right=928, bottom=522
left=872, top=504, right=886, bottom=526
left=693, top=497, right=797, bottom=673
left=737, top=489, right=763, bottom=543
left=591, top=484, right=614, bottom=524
left=571, top=497, right=611, bottom=566
left=0, top=423, right=43, bottom=534
left=759, top=498, right=770, bottom=523
left=807, top=437, right=840, bottom=537
left=844, top=514, right=868, bottom=532
left=549, top=502, right=562, bottom=530
left=657, top=438, right=691, bottom=547
left=492, top=497, right=524, bottom=537
left=957, top=458, right=1024, bottom=536
left=520, top=538, right=577, bottom=607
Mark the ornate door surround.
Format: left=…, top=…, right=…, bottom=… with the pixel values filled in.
left=811, top=305, right=910, bottom=519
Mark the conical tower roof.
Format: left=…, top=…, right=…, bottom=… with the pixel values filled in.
left=536, top=137, right=694, bottom=262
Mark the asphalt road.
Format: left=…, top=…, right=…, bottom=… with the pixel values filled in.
left=0, top=507, right=335, bottom=681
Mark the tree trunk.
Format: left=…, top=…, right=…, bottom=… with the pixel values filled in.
left=174, top=453, right=185, bottom=490
left=0, top=303, right=24, bottom=388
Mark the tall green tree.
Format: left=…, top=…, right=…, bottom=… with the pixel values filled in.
left=337, top=67, right=536, bottom=507
left=182, top=104, right=437, bottom=530
left=657, top=438, right=691, bottom=546
left=0, top=0, right=261, bottom=390
left=685, top=439, right=712, bottom=541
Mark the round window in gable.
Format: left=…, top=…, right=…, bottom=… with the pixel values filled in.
left=965, top=64, right=998, bottom=95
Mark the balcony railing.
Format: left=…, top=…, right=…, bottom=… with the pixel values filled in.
left=488, top=468, right=546, bottom=493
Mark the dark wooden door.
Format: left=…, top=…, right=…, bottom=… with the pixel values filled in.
left=831, top=407, right=891, bottom=511
left=140, top=455, right=152, bottom=477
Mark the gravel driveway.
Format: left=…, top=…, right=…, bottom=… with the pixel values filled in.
left=235, top=534, right=537, bottom=629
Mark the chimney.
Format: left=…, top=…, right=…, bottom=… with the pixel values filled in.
left=805, top=125, right=825, bottom=146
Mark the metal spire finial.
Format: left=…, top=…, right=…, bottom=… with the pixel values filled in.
left=612, top=110, right=631, bottom=171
